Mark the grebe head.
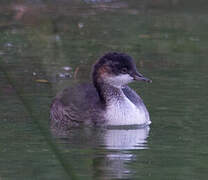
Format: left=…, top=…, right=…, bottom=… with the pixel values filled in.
left=93, top=52, right=151, bottom=88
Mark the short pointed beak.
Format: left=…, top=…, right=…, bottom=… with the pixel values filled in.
left=131, top=71, right=152, bottom=83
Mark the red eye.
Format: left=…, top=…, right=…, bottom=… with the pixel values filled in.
left=121, top=68, right=128, bottom=74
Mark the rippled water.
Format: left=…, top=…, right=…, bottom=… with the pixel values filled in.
left=1, top=0, right=208, bottom=179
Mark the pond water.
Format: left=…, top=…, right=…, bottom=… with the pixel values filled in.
left=0, top=0, right=208, bottom=179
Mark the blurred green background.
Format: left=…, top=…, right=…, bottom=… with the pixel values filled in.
left=0, top=0, right=208, bottom=179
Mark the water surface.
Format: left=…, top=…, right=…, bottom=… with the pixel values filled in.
left=0, top=0, right=208, bottom=179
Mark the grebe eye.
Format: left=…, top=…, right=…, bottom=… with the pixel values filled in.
left=121, top=67, right=128, bottom=74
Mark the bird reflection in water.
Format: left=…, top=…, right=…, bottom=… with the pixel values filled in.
left=52, top=126, right=150, bottom=179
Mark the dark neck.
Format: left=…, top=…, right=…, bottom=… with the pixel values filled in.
left=93, top=80, right=123, bottom=105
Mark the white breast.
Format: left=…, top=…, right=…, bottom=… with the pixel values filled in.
left=105, top=96, right=151, bottom=126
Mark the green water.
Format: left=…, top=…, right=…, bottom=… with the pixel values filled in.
left=1, top=0, right=208, bottom=179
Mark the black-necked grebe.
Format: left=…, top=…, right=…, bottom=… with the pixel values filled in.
left=50, top=52, right=152, bottom=131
